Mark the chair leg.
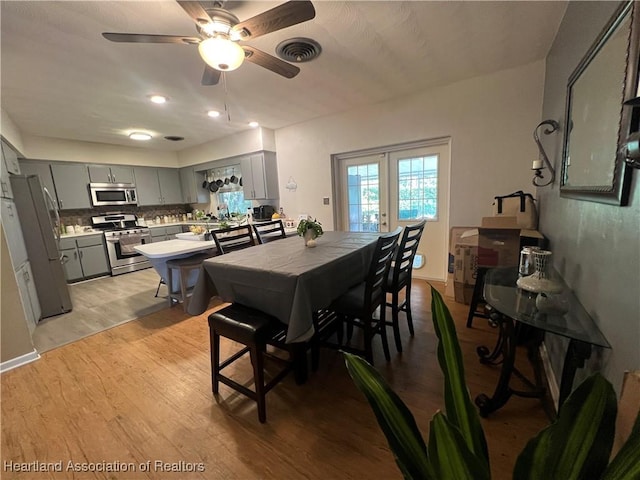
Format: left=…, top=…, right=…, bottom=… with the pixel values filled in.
left=250, top=344, right=267, bottom=423
left=363, top=321, right=374, bottom=366
left=391, top=290, right=402, bottom=353
left=155, top=278, right=164, bottom=297
left=378, top=306, right=391, bottom=362
left=405, top=284, right=415, bottom=337
left=211, top=330, right=220, bottom=394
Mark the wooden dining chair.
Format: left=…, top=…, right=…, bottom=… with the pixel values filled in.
left=211, top=225, right=256, bottom=255
left=251, top=220, right=286, bottom=244
left=385, top=219, right=426, bottom=352
left=326, top=227, right=402, bottom=365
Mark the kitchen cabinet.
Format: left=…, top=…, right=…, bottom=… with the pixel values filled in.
left=240, top=151, right=279, bottom=200
left=88, top=165, right=134, bottom=184
left=15, top=262, right=41, bottom=333
left=134, top=167, right=183, bottom=206
left=180, top=166, right=209, bottom=204
left=19, top=160, right=57, bottom=200
left=150, top=225, right=183, bottom=241
left=50, top=163, right=91, bottom=209
left=1, top=198, right=28, bottom=269
left=60, top=234, right=110, bottom=282
left=1, top=139, right=21, bottom=175
left=1, top=149, right=14, bottom=199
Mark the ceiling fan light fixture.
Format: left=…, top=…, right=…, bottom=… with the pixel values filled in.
left=149, top=94, right=168, bottom=104
left=129, top=132, right=152, bottom=141
left=198, top=37, right=244, bottom=72
left=248, top=121, right=259, bottom=128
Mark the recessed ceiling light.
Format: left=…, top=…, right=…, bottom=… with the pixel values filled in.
left=208, top=110, right=221, bottom=118
left=149, top=95, right=168, bottom=104
left=129, top=132, right=152, bottom=141
left=248, top=121, right=259, bottom=128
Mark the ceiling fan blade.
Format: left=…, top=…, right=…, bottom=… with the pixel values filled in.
left=102, top=33, right=200, bottom=44
left=232, top=0, right=315, bottom=40
left=242, top=46, right=300, bottom=79
left=177, top=1, right=213, bottom=24
left=202, top=65, right=221, bottom=85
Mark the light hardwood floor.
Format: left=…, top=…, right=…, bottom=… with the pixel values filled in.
left=1, top=281, right=549, bottom=479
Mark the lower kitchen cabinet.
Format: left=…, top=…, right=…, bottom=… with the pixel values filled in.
left=60, top=235, right=110, bottom=282
left=150, top=225, right=183, bottom=241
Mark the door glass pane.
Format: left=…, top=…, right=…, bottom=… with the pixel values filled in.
left=347, top=163, right=380, bottom=232
left=397, top=155, right=438, bottom=220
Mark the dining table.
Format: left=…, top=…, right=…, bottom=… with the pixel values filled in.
left=188, top=231, right=381, bottom=381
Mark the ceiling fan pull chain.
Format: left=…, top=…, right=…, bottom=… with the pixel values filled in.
left=222, top=72, right=231, bottom=123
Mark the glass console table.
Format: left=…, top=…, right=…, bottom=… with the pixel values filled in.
left=474, top=267, right=610, bottom=417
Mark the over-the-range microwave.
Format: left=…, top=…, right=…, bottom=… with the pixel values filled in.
left=89, top=183, right=138, bottom=207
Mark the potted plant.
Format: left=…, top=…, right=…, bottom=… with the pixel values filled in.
left=297, top=217, right=323, bottom=247
left=344, top=286, right=640, bottom=480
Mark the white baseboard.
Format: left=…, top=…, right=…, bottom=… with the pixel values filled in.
left=0, top=349, right=40, bottom=374
left=539, top=342, right=559, bottom=411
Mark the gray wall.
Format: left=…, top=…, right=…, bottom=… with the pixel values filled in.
left=540, top=1, right=640, bottom=395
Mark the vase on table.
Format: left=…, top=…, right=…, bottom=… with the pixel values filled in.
left=303, top=229, right=317, bottom=247
left=516, top=249, right=563, bottom=294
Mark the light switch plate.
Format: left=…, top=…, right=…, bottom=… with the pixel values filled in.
left=323, top=197, right=330, bottom=205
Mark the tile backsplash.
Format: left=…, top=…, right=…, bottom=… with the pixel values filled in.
left=59, top=204, right=189, bottom=228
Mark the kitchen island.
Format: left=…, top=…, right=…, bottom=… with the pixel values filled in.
left=134, top=239, right=217, bottom=294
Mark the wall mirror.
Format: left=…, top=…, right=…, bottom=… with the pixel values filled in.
left=561, top=0, right=639, bottom=205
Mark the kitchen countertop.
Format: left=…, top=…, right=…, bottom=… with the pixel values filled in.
left=134, top=239, right=217, bottom=258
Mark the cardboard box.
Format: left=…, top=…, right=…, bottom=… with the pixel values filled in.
left=454, top=282, right=474, bottom=304
left=446, top=226, right=477, bottom=299
left=454, top=244, right=479, bottom=285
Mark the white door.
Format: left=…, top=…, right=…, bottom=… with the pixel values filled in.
left=336, top=140, right=450, bottom=281
left=388, top=143, right=450, bottom=281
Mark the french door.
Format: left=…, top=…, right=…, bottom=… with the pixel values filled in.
left=334, top=139, right=450, bottom=281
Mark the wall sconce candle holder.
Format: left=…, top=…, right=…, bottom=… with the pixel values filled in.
left=531, top=119, right=560, bottom=187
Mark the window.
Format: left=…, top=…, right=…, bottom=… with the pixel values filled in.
left=397, top=155, right=438, bottom=221
left=347, top=163, right=380, bottom=232
left=217, top=187, right=251, bottom=215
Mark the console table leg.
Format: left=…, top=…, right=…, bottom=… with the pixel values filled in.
left=475, top=313, right=517, bottom=417
left=558, top=340, right=592, bottom=407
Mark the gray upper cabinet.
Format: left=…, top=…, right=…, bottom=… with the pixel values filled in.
left=50, top=163, right=91, bottom=209
left=241, top=151, right=279, bottom=200
left=19, top=160, right=56, bottom=200
left=179, top=166, right=209, bottom=204
left=134, top=166, right=183, bottom=206
left=88, top=165, right=134, bottom=184
left=158, top=168, right=182, bottom=204
left=1, top=140, right=20, bottom=175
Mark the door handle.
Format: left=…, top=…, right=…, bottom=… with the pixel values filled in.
left=74, top=251, right=78, bottom=259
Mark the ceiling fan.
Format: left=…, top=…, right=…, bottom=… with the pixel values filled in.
left=102, top=0, right=316, bottom=86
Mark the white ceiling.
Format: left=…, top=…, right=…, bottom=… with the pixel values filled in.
left=1, top=1, right=567, bottom=152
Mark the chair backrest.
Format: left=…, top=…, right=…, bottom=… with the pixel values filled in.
left=390, top=220, right=427, bottom=290
left=364, top=227, right=402, bottom=314
left=211, top=225, right=256, bottom=255
left=251, top=220, right=286, bottom=244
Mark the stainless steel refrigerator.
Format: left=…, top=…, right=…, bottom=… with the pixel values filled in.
left=10, top=174, right=72, bottom=318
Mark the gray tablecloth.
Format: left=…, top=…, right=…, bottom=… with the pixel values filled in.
left=187, top=231, right=381, bottom=343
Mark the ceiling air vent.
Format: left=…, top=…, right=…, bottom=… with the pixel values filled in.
left=164, top=136, right=184, bottom=142
left=276, top=38, right=321, bottom=63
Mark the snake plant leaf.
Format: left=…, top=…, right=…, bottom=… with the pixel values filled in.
left=430, top=286, right=490, bottom=472
left=428, top=412, right=491, bottom=480
left=513, top=373, right=617, bottom=480
left=601, top=409, right=640, bottom=480
left=344, top=352, right=435, bottom=480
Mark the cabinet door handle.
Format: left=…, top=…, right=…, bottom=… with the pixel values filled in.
left=59, top=200, right=64, bottom=208
left=79, top=250, right=83, bottom=259
left=24, top=270, right=29, bottom=281
left=74, top=251, right=78, bottom=259
left=112, top=174, right=116, bottom=182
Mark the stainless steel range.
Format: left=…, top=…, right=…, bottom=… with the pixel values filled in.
left=91, top=213, right=152, bottom=276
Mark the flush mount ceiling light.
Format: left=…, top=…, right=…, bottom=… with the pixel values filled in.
left=129, top=132, right=152, bottom=141
left=248, top=121, right=259, bottom=128
left=207, top=110, right=221, bottom=118
left=149, top=94, right=168, bottom=104
left=198, top=37, right=245, bottom=72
